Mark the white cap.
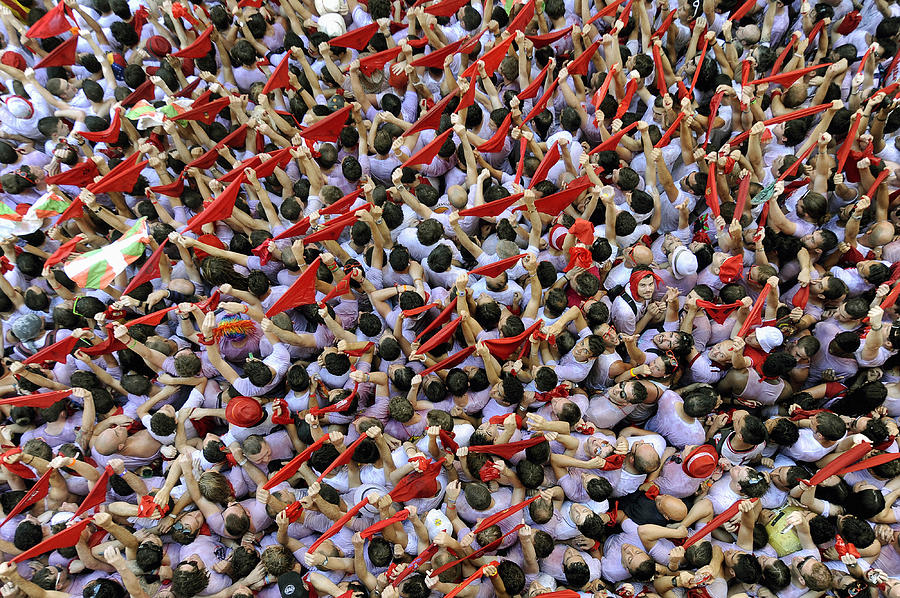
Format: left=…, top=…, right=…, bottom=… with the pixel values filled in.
left=317, top=13, right=347, bottom=36
left=353, top=483, right=387, bottom=516
left=755, top=326, right=784, bottom=352
left=6, top=96, right=33, bottom=119
left=50, top=511, right=75, bottom=526
left=424, top=509, right=452, bottom=540
left=671, top=246, right=698, bottom=279
left=534, top=574, right=557, bottom=591
left=314, top=0, right=348, bottom=16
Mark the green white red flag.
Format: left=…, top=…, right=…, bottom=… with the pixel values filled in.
left=64, top=218, right=150, bottom=289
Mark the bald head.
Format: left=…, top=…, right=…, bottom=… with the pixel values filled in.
left=657, top=495, right=688, bottom=521
left=95, top=428, right=123, bottom=455
left=631, top=245, right=653, bottom=266
left=448, top=185, right=468, bottom=209
left=865, top=221, right=895, bottom=247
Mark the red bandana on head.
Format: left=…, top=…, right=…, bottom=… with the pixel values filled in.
left=629, top=270, right=661, bottom=300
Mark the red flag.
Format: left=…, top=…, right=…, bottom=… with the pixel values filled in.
left=316, top=435, right=369, bottom=482
left=515, top=182, right=592, bottom=216
left=588, top=121, right=641, bottom=154
left=415, top=318, right=461, bottom=355
left=0, top=468, right=52, bottom=528
left=420, top=345, right=476, bottom=377
left=403, top=129, right=454, bottom=169
left=173, top=26, right=213, bottom=59
left=218, top=156, right=262, bottom=184
left=262, top=53, right=292, bottom=94
left=409, top=38, right=467, bottom=68
left=73, top=466, right=113, bottom=518
left=0, top=390, right=71, bottom=408
left=729, top=0, right=756, bottom=20
left=586, top=0, right=626, bottom=25
left=777, top=141, right=816, bottom=182
left=403, top=92, right=457, bottom=137
left=424, top=0, right=468, bottom=17
left=300, top=105, right=352, bottom=142
left=263, top=437, right=328, bottom=490
left=522, top=79, right=559, bottom=124
left=415, top=297, right=458, bottom=342
left=468, top=436, right=546, bottom=459
left=837, top=452, right=900, bottom=476
left=330, top=23, right=378, bottom=51
left=318, top=277, right=351, bottom=306
left=149, top=174, right=187, bottom=197
left=614, top=77, right=638, bottom=119
left=748, top=62, right=831, bottom=87
left=652, top=44, right=667, bottom=95
left=302, top=206, right=369, bottom=244
left=655, top=112, right=685, bottom=148
left=122, top=79, right=156, bottom=107
left=730, top=102, right=832, bottom=147
left=253, top=147, right=294, bottom=179
left=880, top=282, right=900, bottom=311
left=35, top=35, right=77, bottom=68
left=461, top=35, right=514, bottom=78
left=26, top=3, right=73, bottom=39
left=445, top=562, right=500, bottom=598
left=44, top=235, right=83, bottom=268
left=23, top=335, right=79, bottom=365
left=733, top=171, right=751, bottom=223
left=273, top=217, right=311, bottom=241
left=265, top=257, right=322, bottom=317
left=688, top=36, right=710, bottom=97
left=568, top=40, right=600, bottom=77
left=770, top=34, right=798, bottom=76
left=360, top=509, right=410, bottom=539
left=470, top=254, right=527, bottom=278
left=122, top=240, right=168, bottom=296
left=320, top=189, right=363, bottom=216
left=526, top=27, right=573, bottom=48
left=308, top=498, right=369, bottom=553
left=173, top=77, right=202, bottom=99
left=792, top=285, right=810, bottom=309
left=173, top=97, right=230, bottom=125
left=475, top=496, right=540, bottom=533
left=518, top=63, right=552, bottom=101
left=514, top=136, right=527, bottom=185
left=684, top=499, right=754, bottom=547
left=528, top=141, right=560, bottom=188
left=78, top=109, right=122, bottom=142
left=695, top=300, right=743, bottom=325
left=507, top=0, right=535, bottom=35
left=81, top=325, right=127, bottom=357
left=458, top=191, right=524, bottom=218
left=87, top=153, right=148, bottom=194
left=359, top=46, right=403, bottom=77
left=11, top=517, right=92, bottom=563
left=483, top=319, right=543, bottom=360
left=652, top=9, right=677, bottom=38
left=705, top=161, right=720, bottom=218
left=837, top=112, right=863, bottom=173
left=46, top=161, right=99, bottom=187
left=476, top=114, right=512, bottom=152
left=736, top=283, right=771, bottom=337
left=808, top=442, right=872, bottom=485
left=455, top=74, right=478, bottom=113
left=125, top=306, right=177, bottom=328
left=705, top=91, right=725, bottom=148
left=182, top=174, right=245, bottom=234
left=389, top=458, right=445, bottom=501
left=55, top=197, right=84, bottom=224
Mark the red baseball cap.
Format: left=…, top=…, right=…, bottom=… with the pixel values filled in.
left=225, top=396, right=264, bottom=427
left=683, top=444, right=718, bottom=479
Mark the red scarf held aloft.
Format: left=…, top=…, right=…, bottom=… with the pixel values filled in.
left=684, top=498, right=756, bottom=547
left=308, top=497, right=370, bottom=554
left=468, top=435, right=547, bottom=460
left=389, top=458, right=445, bottom=502
left=262, top=436, right=328, bottom=490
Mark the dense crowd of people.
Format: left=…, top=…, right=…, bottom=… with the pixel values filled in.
left=0, top=0, right=898, bottom=596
